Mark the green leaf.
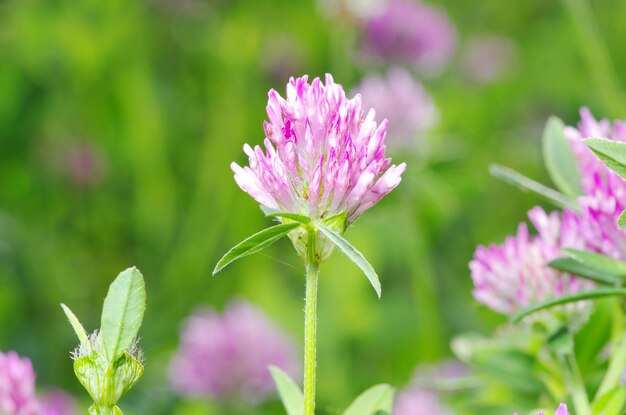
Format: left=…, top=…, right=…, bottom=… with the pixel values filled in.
left=511, top=288, right=626, bottom=323
left=342, top=384, right=395, bottom=415
left=563, top=248, right=626, bottom=277
left=212, top=223, right=301, bottom=275
left=592, top=387, right=626, bottom=415
left=100, top=267, right=146, bottom=362
left=317, top=224, right=381, bottom=298
left=269, top=366, right=304, bottom=415
left=489, top=164, right=578, bottom=210
left=548, top=257, right=623, bottom=285
left=266, top=212, right=311, bottom=224
left=60, top=303, right=88, bottom=345
left=619, top=210, right=626, bottom=229
left=586, top=138, right=626, bottom=180
left=543, top=116, right=582, bottom=196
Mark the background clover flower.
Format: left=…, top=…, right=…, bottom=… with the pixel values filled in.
left=393, top=388, right=451, bottom=415
left=0, top=351, right=39, bottom=415
left=565, top=108, right=626, bottom=259
left=231, top=74, right=406, bottom=225
left=361, top=0, right=456, bottom=74
left=353, top=67, right=438, bottom=148
left=39, top=390, right=79, bottom=415
left=169, top=300, right=299, bottom=404
left=470, top=207, right=593, bottom=317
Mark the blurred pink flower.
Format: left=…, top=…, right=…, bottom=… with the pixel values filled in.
left=353, top=68, right=438, bottom=147
left=565, top=108, right=626, bottom=259
left=470, top=207, right=593, bottom=316
left=362, top=0, right=456, bottom=74
left=231, top=74, right=406, bottom=224
left=461, top=36, right=518, bottom=84
left=0, top=351, right=39, bottom=415
left=393, top=388, right=450, bottom=415
left=169, top=300, right=299, bottom=404
left=38, top=390, right=78, bottom=415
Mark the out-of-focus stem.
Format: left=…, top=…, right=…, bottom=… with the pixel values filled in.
left=303, top=229, right=320, bottom=415
left=561, top=0, right=625, bottom=118
left=596, top=329, right=626, bottom=399
left=562, top=352, right=591, bottom=415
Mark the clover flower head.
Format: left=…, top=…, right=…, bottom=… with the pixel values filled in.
left=470, top=207, right=593, bottom=319
left=169, top=300, right=299, bottom=404
left=565, top=108, right=626, bottom=259
left=0, top=351, right=39, bottom=415
left=353, top=67, right=438, bottom=147
left=232, top=74, right=406, bottom=225
left=362, top=0, right=456, bottom=73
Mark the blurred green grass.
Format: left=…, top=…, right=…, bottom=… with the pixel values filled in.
left=1, top=0, right=625, bottom=413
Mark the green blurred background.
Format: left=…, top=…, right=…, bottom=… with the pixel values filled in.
left=1, top=0, right=626, bottom=413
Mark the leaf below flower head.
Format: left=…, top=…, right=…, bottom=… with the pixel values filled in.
left=548, top=257, right=624, bottom=286
left=586, top=138, right=626, bottom=180
left=563, top=248, right=626, bottom=278
left=316, top=224, right=381, bottom=298
left=618, top=210, right=626, bottom=229
left=212, top=222, right=302, bottom=275
left=266, top=212, right=312, bottom=224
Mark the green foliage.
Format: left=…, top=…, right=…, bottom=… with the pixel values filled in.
left=342, top=384, right=395, bottom=415
left=317, top=224, right=381, bottom=298
left=489, top=164, right=578, bottom=210
left=213, top=223, right=301, bottom=275
left=542, top=116, right=582, bottom=197
left=586, top=138, right=626, bottom=180
left=270, top=366, right=304, bottom=415
left=511, top=288, right=626, bottom=323
left=61, top=303, right=88, bottom=345
left=101, top=267, right=146, bottom=362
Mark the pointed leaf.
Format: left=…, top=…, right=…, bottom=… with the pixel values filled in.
left=563, top=248, right=626, bottom=277
left=266, top=212, right=311, bottom=224
left=489, top=164, right=578, bottom=210
left=511, top=288, right=626, bottom=323
left=60, top=303, right=88, bottom=344
left=542, top=116, right=582, bottom=197
left=548, top=257, right=623, bottom=285
left=101, top=267, right=146, bottom=362
left=269, top=366, right=304, bottom=415
left=317, top=224, right=381, bottom=298
left=213, top=223, right=301, bottom=275
left=591, top=387, right=626, bottom=415
left=619, top=210, right=626, bottom=229
left=586, top=138, right=626, bottom=180
left=342, top=384, right=395, bottom=415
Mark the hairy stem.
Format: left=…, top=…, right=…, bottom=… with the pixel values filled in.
left=303, top=229, right=320, bottom=415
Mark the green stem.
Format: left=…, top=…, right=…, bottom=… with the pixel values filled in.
left=595, top=329, right=626, bottom=399
left=304, top=229, right=320, bottom=415
left=562, top=352, right=591, bottom=415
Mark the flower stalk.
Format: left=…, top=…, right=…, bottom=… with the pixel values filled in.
left=304, top=228, right=320, bottom=415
